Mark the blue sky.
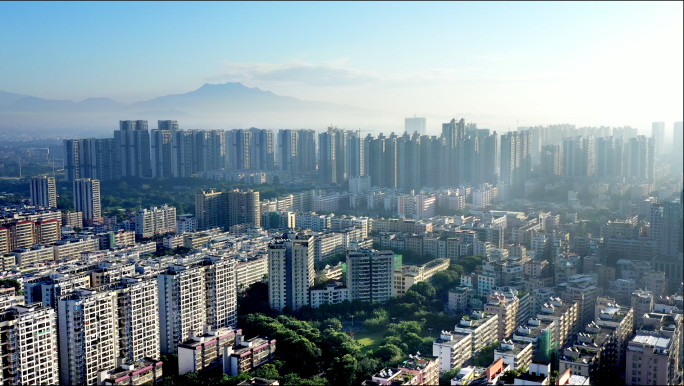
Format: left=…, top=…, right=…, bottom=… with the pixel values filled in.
left=1, top=1, right=682, bottom=130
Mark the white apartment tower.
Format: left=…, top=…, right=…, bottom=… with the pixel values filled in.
left=651, top=121, right=665, bottom=156
left=135, top=205, right=177, bottom=238
left=346, top=249, right=395, bottom=302
left=268, top=233, right=315, bottom=312
left=116, top=276, right=161, bottom=362
left=73, top=178, right=101, bottom=224
left=204, top=255, right=238, bottom=329
left=158, top=264, right=207, bottom=354
left=58, top=289, right=117, bottom=385
left=30, top=175, right=57, bottom=208
left=0, top=305, right=59, bottom=385
left=157, top=256, right=237, bottom=354
left=405, top=116, right=427, bottom=135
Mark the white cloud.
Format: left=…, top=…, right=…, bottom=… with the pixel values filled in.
left=207, top=59, right=490, bottom=88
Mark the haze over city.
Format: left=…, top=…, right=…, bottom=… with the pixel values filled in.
left=0, top=2, right=682, bottom=386
left=0, top=2, right=682, bottom=133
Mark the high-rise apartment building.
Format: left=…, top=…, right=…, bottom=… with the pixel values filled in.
left=500, top=131, right=531, bottom=198
left=346, top=249, right=395, bottom=303
left=650, top=199, right=683, bottom=257
left=562, top=136, right=595, bottom=178
left=194, top=189, right=260, bottom=230
left=624, top=135, right=655, bottom=180
left=594, top=136, right=623, bottom=178
left=0, top=305, right=59, bottom=385
left=64, top=138, right=118, bottom=182
left=158, top=255, right=237, bottom=354
left=114, top=120, right=152, bottom=178
left=115, top=276, right=161, bottom=363
left=278, top=129, right=298, bottom=173
left=673, top=122, right=683, bottom=172
left=297, top=129, right=317, bottom=173
left=64, top=138, right=81, bottom=182
left=30, top=175, right=56, bottom=208
left=318, top=129, right=336, bottom=185
left=135, top=205, right=177, bottom=238
left=347, top=131, right=365, bottom=178
left=405, top=116, right=427, bottom=135
left=151, top=122, right=176, bottom=178
left=651, top=121, right=665, bottom=156
left=73, top=178, right=101, bottom=225
left=397, top=132, right=422, bottom=191
left=268, top=233, right=315, bottom=311
left=58, top=289, right=117, bottom=385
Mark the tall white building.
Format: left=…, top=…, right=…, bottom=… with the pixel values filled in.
left=58, top=289, right=117, bottom=385
left=651, top=121, right=665, bottom=156
left=116, top=276, right=161, bottom=363
left=157, top=255, right=237, bottom=354
left=268, top=233, right=315, bottom=312
left=673, top=122, right=683, bottom=172
left=30, top=175, right=57, bottom=208
left=405, top=117, right=427, bottom=135
left=0, top=304, right=59, bottom=385
left=135, top=205, right=177, bottom=238
left=346, top=249, right=395, bottom=302
left=73, top=178, right=101, bottom=224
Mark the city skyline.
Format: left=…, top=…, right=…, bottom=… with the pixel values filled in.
left=0, top=2, right=682, bottom=132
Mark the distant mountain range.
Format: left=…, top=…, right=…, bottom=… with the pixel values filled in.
left=0, top=83, right=369, bottom=130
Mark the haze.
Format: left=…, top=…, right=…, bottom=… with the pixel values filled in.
left=0, top=1, right=682, bottom=133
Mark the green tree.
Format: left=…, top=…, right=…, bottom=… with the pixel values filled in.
left=252, top=364, right=279, bottom=380
left=375, top=344, right=403, bottom=363
left=439, top=368, right=461, bottom=386
left=327, top=354, right=358, bottom=385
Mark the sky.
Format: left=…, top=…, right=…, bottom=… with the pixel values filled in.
left=0, top=1, right=682, bottom=132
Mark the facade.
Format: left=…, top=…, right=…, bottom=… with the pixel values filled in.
left=494, top=340, right=533, bottom=370
left=135, top=205, right=177, bottom=238
left=453, top=311, right=499, bottom=354
left=485, top=291, right=521, bottom=341
left=537, top=297, right=579, bottom=350
left=0, top=304, right=59, bottom=385
left=74, top=178, right=102, bottom=225
left=227, top=336, right=277, bottom=376
left=236, top=256, right=268, bottom=291
left=58, top=289, right=117, bottom=385
left=195, top=189, right=261, bottom=230
left=30, top=175, right=57, bottom=208
left=158, top=256, right=237, bottom=354
left=433, top=331, right=472, bottom=371
left=346, top=249, right=395, bottom=303
left=114, top=120, right=152, bottom=178
left=626, top=331, right=681, bottom=386
left=309, top=283, right=349, bottom=308
left=511, top=318, right=556, bottom=363
left=268, top=233, right=315, bottom=311
left=178, top=328, right=240, bottom=375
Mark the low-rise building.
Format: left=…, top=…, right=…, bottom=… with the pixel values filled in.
left=494, top=340, right=533, bottom=370
left=433, top=331, right=472, bottom=371
left=537, top=297, right=579, bottom=349
left=98, top=358, right=164, bottom=386
left=309, top=283, right=349, bottom=308
left=512, top=318, right=556, bottom=364
left=178, top=328, right=241, bottom=375
left=453, top=311, right=499, bottom=354
left=226, top=336, right=277, bottom=376
left=397, top=355, right=440, bottom=385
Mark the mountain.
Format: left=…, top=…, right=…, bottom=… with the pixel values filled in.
left=0, top=91, right=29, bottom=107
left=0, top=82, right=369, bottom=129
left=127, top=82, right=362, bottom=113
